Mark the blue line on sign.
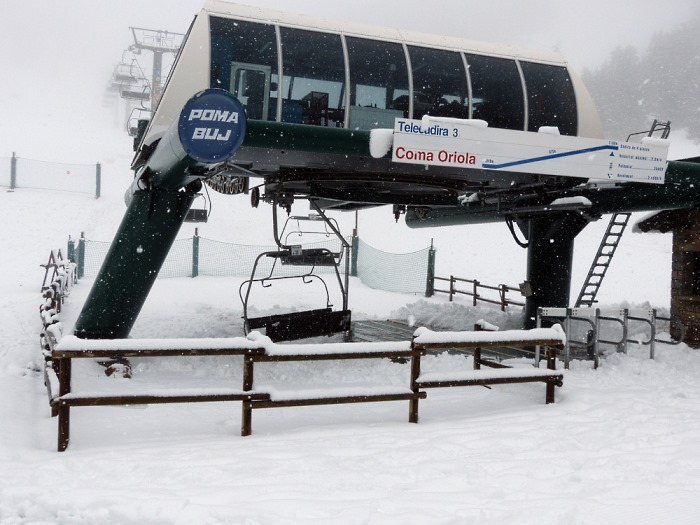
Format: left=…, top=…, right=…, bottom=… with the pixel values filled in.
left=482, top=144, right=619, bottom=170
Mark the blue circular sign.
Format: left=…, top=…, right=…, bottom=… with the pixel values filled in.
left=178, top=89, right=247, bottom=164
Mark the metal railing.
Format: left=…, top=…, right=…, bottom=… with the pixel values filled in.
left=537, top=307, right=684, bottom=369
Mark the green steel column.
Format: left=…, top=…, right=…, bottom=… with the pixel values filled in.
left=425, top=242, right=436, bottom=297
left=351, top=236, right=359, bottom=277
left=522, top=213, right=590, bottom=328
left=74, top=189, right=197, bottom=339
left=95, top=163, right=101, bottom=199
left=77, top=235, right=85, bottom=280
left=192, top=232, right=200, bottom=278
left=67, top=237, right=75, bottom=265
left=10, top=152, right=16, bottom=190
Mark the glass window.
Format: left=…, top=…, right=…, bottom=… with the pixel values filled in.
left=279, top=28, right=346, bottom=127
left=465, top=54, right=524, bottom=130
left=408, top=46, right=469, bottom=121
left=346, top=37, right=410, bottom=129
left=520, top=62, right=578, bottom=136
left=209, top=17, right=279, bottom=121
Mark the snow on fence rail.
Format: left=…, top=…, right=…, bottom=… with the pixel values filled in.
left=42, top=327, right=564, bottom=451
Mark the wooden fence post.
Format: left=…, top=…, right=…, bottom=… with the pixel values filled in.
left=409, top=347, right=421, bottom=423
left=241, top=355, right=254, bottom=436
left=57, top=358, right=72, bottom=451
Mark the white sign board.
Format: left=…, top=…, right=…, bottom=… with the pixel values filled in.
left=391, top=118, right=668, bottom=184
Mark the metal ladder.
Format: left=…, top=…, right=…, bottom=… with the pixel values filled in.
left=574, top=212, right=631, bottom=307
left=627, top=119, right=671, bottom=141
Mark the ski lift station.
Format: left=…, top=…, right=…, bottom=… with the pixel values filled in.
left=74, top=0, right=700, bottom=343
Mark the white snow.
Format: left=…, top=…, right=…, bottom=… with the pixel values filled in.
left=550, top=196, right=593, bottom=207
left=416, top=367, right=563, bottom=384
left=413, top=326, right=566, bottom=345
left=55, top=334, right=263, bottom=352
left=369, top=128, right=394, bottom=158
left=3, top=40, right=700, bottom=525
left=5, top=146, right=700, bottom=524
left=421, top=115, right=489, bottom=129
left=641, top=136, right=671, bottom=148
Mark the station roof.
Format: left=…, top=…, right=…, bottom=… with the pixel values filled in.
left=203, top=0, right=568, bottom=65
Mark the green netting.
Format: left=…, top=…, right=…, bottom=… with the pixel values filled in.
left=159, top=239, right=194, bottom=278
left=80, top=235, right=430, bottom=294
left=356, top=238, right=430, bottom=294
left=0, top=156, right=97, bottom=195
left=82, top=237, right=347, bottom=279
left=197, top=237, right=346, bottom=278
left=82, top=240, right=111, bottom=277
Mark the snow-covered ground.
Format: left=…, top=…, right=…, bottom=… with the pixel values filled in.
left=2, top=125, right=700, bottom=523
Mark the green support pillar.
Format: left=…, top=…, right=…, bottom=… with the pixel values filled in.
left=521, top=213, right=591, bottom=328
left=95, top=163, right=101, bottom=199
left=67, top=237, right=75, bottom=265
left=192, top=231, right=200, bottom=278
left=351, top=236, right=359, bottom=277
left=77, top=234, right=85, bottom=280
left=425, top=240, right=436, bottom=297
left=10, top=152, right=16, bottom=190
left=74, top=189, right=197, bottom=339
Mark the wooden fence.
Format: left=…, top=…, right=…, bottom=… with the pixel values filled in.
left=43, top=328, right=564, bottom=451
left=433, top=276, right=526, bottom=310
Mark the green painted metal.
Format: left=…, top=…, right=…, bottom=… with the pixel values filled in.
left=351, top=236, right=359, bottom=277
left=405, top=159, right=700, bottom=228
left=10, top=152, right=16, bottom=190
left=521, top=214, right=590, bottom=328
left=66, top=238, right=75, bottom=267
left=242, top=121, right=372, bottom=157
left=425, top=246, right=436, bottom=297
left=192, top=233, right=200, bottom=278
left=77, top=236, right=85, bottom=280
left=95, top=163, right=101, bottom=199
left=74, top=189, right=196, bottom=339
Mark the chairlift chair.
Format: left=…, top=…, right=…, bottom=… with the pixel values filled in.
left=239, top=200, right=352, bottom=341
left=184, top=192, right=209, bottom=223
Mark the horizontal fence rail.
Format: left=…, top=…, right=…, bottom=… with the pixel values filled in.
left=433, top=275, right=525, bottom=311
left=43, top=327, right=564, bottom=451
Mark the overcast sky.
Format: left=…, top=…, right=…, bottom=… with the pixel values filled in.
left=4, top=0, right=698, bottom=78
left=1, top=0, right=698, bottom=159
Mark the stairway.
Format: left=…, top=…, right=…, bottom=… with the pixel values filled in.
left=574, top=212, right=631, bottom=307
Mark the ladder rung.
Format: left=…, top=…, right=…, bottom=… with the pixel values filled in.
left=575, top=212, right=630, bottom=308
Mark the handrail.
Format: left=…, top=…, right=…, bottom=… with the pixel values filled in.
left=537, top=307, right=682, bottom=367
